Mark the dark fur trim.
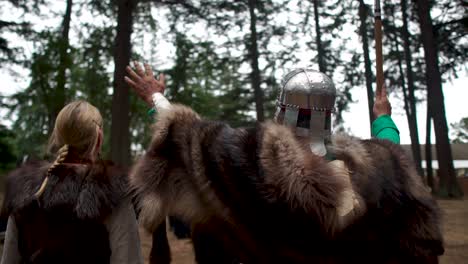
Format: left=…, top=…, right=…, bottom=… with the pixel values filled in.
left=3, top=160, right=128, bottom=221
left=131, top=105, right=444, bottom=263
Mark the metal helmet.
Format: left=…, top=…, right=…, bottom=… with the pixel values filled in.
left=274, top=68, right=336, bottom=156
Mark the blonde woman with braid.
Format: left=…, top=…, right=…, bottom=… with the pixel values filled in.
left=1, top=101, right=143, bottom=264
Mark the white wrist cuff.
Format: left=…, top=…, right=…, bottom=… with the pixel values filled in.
left=151, top=92, right=171, bottom=110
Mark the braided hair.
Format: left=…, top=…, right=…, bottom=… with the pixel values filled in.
left=36, top=100, right=103, bottom=199
left=35, top=144, right=70, bottom=198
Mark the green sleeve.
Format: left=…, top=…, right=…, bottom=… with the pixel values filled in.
left=371, top=115, right=400, bottom=144
left=147, top=108, right=156, bottom=117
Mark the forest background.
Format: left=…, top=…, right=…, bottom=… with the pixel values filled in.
left=0, top=0, right=466, bottom=197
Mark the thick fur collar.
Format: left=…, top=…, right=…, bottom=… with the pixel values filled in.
left=3, top=160, right=128, bottom=220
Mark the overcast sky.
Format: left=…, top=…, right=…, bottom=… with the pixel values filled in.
left=0, top=0, right=466, bottom=145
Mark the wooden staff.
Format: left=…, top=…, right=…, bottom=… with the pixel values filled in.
left=374, top=0, right=384, bottom=96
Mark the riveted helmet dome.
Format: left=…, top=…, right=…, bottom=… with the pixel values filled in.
left=275, top=68, right=337, bottom=156
left=279, top=68, right=336, bottom=111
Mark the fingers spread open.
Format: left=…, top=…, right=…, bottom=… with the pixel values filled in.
left=124, top=76, right=138, bottom=89
left=159, top=73, right=165, bottom=84
left=126, top=66, right=142, bottom=82
left=144, top=63, right=154, bottom=77
left=133, top=61, right=145, bottom=77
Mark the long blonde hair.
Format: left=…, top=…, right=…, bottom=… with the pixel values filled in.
left=35, top=100, right=103, bottom=198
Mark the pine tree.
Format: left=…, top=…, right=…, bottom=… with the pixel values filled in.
left=357, top=0, right=374, bottom=132
left=165, top=0, right=291, bottom=121
left=0, top=0, right=38, bottom=65
left=4, top=1, right=77, bottom=158
left=451, top=117, right=468, bottom=143
left=295, top=0, right=355, bottom=126
left=382, top=1, right=424, bottom=177
left=416, top=0, right=463, bottom=197
left=110, top=0, right=136, bottom=166
left=50, top=0, right=73, bottom=129
left=399, top=0, right=424, bottom=177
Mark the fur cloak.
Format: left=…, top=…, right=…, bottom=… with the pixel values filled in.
left=2, top=160, right=128, bottom=264
left=131, top=104, right=444, bottom=264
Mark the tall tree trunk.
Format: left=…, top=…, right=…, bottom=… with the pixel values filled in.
left=110, top=0, right=135, bottom=166
left=390, top=34, right=411, bottom=138
left=247, top=0, right=264, bottom=122
left=358, top=0, right=374, bottom=132
left=416, top=0, right=463, bottom=197
left=50, top=0, right=73, bottom=130
left=171, top=33, right=190, bottom=101
left=394, top=37, right=425, bottom=179
left=400, top=0, right=423, bottom=177
left=426, top=105, right=434, bottom=190
left=312, top=0, right=326, bottom=73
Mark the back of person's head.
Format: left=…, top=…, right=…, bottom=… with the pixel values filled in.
left=48, top=100, right=103, bottom=158
left=35, top=100, right=103, bottom=198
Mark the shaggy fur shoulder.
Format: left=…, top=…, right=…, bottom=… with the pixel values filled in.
left=131, top=104, right=443, bottom=262
left=3, top=160, right=128, bottom=220
left=259, top=121, right=351, bottom=231
left=130, top=104, right=205, bottom=231
left=328, top=134, right=434, bottom=203
left=328, top=134, right=444, bottom=258
left=131, top=105, right=349, bottom=233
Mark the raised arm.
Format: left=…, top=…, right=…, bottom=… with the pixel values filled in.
left=372, top=84, right=400, bottom=144
left=125, top=61, right=170, bottom=114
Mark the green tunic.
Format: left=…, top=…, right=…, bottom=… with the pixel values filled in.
left=371, top=114, right=400, bottom=144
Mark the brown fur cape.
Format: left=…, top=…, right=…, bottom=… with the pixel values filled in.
left=2, top=159, right=128, bottom=264
left=131, top=104, right=443, bottom=264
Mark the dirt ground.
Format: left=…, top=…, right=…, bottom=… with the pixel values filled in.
left=436, top=178, right=468, bottom=264
left=140, top=228, right=196, bottom=264
left=140, top=178, right=468, bottom=264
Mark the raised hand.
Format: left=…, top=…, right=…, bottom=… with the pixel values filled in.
left=125, top=61, right=166, bottom=107
left=373, top=84, right=392, bottom=119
